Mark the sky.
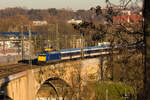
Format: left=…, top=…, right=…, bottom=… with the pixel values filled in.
left=0, top=0, right=142, bottom=10
left=0, top=0, right=120, bottom=10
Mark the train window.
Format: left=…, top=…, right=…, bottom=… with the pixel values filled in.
left=71, top=52, right=81, bottom=55
left=61, top=53, right=70, bottom=57
left=49, top=51, right=59, bottom=54
left=39, top=54, right=46, bottom=56
left=61, top=51, right=81, bottom=57
left=90, top=49, right=101, bottom=53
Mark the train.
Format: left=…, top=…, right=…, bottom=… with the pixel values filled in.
left=37, top=41, right=144, bottom=63
left=38, top=43, right=111, bottom=63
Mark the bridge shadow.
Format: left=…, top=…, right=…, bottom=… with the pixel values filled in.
left=0, top=77, right=13, bottom=100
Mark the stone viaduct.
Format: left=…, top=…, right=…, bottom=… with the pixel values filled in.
left=0, top=57, right=108, bottom=100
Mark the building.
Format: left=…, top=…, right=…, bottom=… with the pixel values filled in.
left=32, top=21, right=48, bottom=26
left=71, top=36, right=85, bottom=48
left=67, top=19, right=82, bottom=24
left=113, top=14, right=143, bottom=24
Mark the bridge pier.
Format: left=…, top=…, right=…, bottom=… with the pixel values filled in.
left=27, top=70, right=36, bottom=100
left=5, top=75, right=27, bottom=100
left=6, top=70, right=37, bottom=100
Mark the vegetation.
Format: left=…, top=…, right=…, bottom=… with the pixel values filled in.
left=93, top=82, right=134, bottom=100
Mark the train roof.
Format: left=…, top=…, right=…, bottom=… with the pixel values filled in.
left=83, top=46, right=100, bottom=51
left=60, top=45, right=110, bottom=53
left=38, top=44, right=111, bottom=55
left=60, top=48, right=81, bottom=53
left=84, top=45, right=110, bottom=51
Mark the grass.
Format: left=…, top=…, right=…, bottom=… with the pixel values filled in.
left=92, top=81, right=134, bottom=100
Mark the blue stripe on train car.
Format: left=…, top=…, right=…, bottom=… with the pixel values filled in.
left=46, top=52, right=61, bottom=62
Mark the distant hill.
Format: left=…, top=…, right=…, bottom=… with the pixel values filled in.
left=0, top=7, right=106, bottom=22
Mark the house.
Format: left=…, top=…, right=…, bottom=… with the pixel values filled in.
left=113, top=14, right=143, bottom=24
left=67, top=19, right=82, bottom=24
left=112, top=8, right=143, bottom=24
left=32, top=21, right=48, bottom=26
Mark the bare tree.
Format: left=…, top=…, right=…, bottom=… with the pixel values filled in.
left=143, top=0, right=150, bottom=100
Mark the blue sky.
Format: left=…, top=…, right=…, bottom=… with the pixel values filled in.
left=0, top=0, right=119, bottom=10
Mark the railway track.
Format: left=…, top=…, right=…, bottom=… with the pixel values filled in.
left=0, top=63, right=38, bottom=79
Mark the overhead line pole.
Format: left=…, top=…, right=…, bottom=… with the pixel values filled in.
left=81, top=34, right=84, bottom=58
left=28, top=25, right=32, bottom=67
left=21, top=25, right=24, bottom=60
left=3, top=40, right=5, bottom=55
left=56, top=23, right=59, bottom=51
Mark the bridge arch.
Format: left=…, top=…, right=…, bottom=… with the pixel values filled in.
left=36, top=77, right=73, bottom=100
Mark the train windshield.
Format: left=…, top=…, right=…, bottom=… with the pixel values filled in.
left=48, top=51, right=60, bottom=54
left=39, top=54, right=46, bottom=56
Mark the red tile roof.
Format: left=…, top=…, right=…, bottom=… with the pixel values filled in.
left=113, top=14, right=143, bottom=24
